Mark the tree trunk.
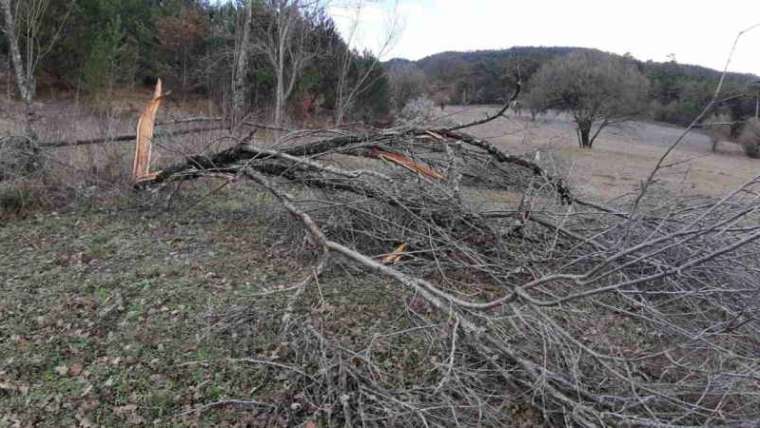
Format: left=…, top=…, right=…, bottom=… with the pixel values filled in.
left=1, top=0, right=31, bottom=104
left=1, top=0, right=35, bottom=137
left=232, top=0, right=253, bottom=126
left=275, top=62, right=284, bottom=131
left=274, top=32, right=286, bottom=132
left=578, top=124, right=592, bottom=148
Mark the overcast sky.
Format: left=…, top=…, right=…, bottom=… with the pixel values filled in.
left=327, top=0, right=760, bottom=75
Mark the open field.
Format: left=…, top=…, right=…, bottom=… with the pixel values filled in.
left=441, top=106, right=758, bottom=199
left=2, top=103, right=760, bottom=426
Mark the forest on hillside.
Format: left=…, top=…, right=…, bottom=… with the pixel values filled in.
left=1, top=1, right=758, bottom=132
left=388, top=47, right=760, bottom=128
left=0, top=0, right=391, bottom=125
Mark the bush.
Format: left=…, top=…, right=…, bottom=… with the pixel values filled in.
left=739, top=118, right=760, bottom=159
left=397, top=96, right=438, bottom=125
left=0, top=181, right=45, bottom=218
left=0, top=136, right=43, bottom=180
left=704, top=113, right=733, bottom=152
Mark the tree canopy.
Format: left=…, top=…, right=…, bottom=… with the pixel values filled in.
left=389, top=47, right=759, bottom=129
left=0, top=0, right=390, bottom=124
left=525, top=51, right=650, bottom=148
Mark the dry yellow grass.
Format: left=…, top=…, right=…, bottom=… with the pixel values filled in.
left=441, top=105, right=759, bottom=200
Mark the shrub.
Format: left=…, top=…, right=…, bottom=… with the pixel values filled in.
left=739, top=118, right=760, bottom=159
left=704, top=113, right=733, bottom=152
left=398, top=96, right=438, bottom=125
left=0, top=181, right=45, bottom=218
left=0, top=136, right=43, bottom=180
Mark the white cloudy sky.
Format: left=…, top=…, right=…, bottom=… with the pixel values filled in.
left=327, top=0, right=760, bottom=74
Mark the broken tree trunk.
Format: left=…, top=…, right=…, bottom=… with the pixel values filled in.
left=132, top=79, right=164, bottom=182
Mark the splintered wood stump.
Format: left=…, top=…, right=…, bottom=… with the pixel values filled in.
left=132, top=79, right=164, bottom=183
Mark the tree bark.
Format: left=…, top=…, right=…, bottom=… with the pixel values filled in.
left=0, top=0, right=32, bottom=105
left=274, top=35, right=285, bottom=130
left=0, top=0, right=35, bottom=137
left=577, top=124, right=591, bottom=148
left=232, top=0, right=253, bottom=126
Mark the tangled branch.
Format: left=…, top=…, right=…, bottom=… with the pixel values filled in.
left=152, top=101, right=760, bottom=426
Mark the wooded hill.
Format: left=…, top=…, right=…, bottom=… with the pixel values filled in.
left=387, top=46, right=760, bottom=127
left=0, top=0, right=390, bottom=124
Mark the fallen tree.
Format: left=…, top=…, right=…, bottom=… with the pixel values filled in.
left=143, top=96, right=760, bottom=426
left=39, top=125, right=224, bottom=149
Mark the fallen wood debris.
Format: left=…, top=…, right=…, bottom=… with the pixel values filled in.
left=381, top=242, right=408, bottom=264
left=37, top=126, right=226, bottom=148
left=38, top=126, right=225, bottom=149
left=143, top=88, right=760, bottom=426
left=370, top=148, right=446, bottom=181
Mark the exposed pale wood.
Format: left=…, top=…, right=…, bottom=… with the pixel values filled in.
left=382, top=243, right=407, bottom=264
left=371, top=148, right=446, bottom=181
left=132, top=79, right=164, bottom=182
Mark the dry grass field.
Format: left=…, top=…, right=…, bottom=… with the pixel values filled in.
left=441, top=105, right=758, bottom=199
left=5, top=97, right=754, bottom=202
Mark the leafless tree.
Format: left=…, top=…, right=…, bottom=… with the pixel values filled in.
left=255, top=0, right=321, bottom=131
left=0, top=0, right=73, bottom=135
left=145, top=89, right=760, bottom=425
left=526, top=51, right=650, bottom=148
left=332, top=0, right=400, bottom=126
left=232, top=0, right=254, bottom=126
left=739, top=117, right=760, bottom=158
left=387, top=62, right=427, bottom=111
left=133, top=20, right=760, bottom=428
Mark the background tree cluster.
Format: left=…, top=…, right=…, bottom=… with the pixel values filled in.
left=525, top=51, right=650, bottom=148
left=0, top=0, right=392, bottom=125
left=389, top=46, right=760, bottom=129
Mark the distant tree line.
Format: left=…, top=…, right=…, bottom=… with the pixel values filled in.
left=0, top=0, right=391, bottom=125
left=2, top=2, right=757, bottom=133
left=387, top=47, right=760, bottom=129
